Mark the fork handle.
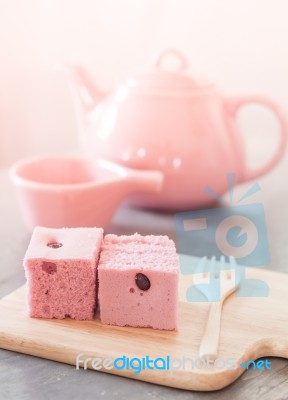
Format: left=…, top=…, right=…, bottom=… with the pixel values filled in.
left=199, top=301, right=223, bottom=361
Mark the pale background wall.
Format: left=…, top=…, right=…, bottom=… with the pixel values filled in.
left=0, top=0, right=288, bottom=167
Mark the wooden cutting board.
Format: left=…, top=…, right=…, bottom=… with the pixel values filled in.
left=0, top=262, right=287, bottom=391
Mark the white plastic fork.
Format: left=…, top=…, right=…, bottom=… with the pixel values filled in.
left=195, top=256, right=239, bottom=361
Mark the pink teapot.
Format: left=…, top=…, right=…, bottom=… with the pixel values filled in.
left=64, top=49, right=288, bottom=210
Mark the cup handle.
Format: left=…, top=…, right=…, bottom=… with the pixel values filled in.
left=227, top=96, right=288, bottom=181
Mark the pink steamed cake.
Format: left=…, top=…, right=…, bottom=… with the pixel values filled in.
left=23, top=226, right=103, bottom=320
left=98, top=233, right=179, bottom=330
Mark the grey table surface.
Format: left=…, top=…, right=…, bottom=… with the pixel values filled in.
left=0, top=159, right=288, bottom=400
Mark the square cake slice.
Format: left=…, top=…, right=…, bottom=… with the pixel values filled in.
left=98, top=233, right=179, bottom=330
left=23, top=226, right=103, bottom=320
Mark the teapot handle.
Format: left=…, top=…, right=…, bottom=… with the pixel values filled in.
left=226, top=96, right=288, bottom=181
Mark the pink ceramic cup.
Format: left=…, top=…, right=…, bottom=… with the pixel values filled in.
left=10, top=155, right=163, bottom=230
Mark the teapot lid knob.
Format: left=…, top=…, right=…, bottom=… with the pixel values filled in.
left=122, top=48, right=213, bottom=93
left=153, top=49, right=188, bottom=72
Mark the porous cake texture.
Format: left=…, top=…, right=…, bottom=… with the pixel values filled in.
left=98, top=233, right=179, bottom=330
left=23, top=226, right=103, bottom=320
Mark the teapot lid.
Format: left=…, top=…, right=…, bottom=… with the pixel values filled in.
left=124, top=49, right=213, bottom=94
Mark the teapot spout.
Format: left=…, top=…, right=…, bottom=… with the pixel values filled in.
left=58, top=64, right=105, bottom=127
